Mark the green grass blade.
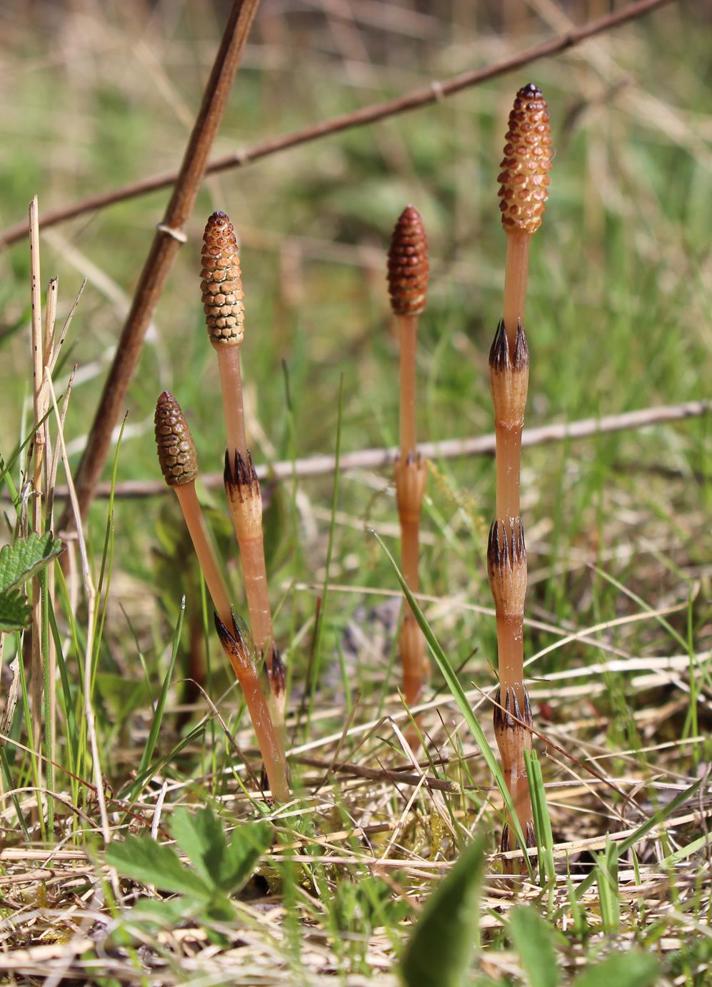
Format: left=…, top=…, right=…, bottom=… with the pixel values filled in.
left=373, top=531, right=533, bottom=876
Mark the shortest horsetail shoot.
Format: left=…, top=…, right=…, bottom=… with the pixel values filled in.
left=154, top=391, right=290, bottom=803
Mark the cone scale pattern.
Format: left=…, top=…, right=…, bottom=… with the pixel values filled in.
left=201, top=211, right=245, bottom=346
left=387, top=206, right=429, bottom=316
left=498, top=83, right=552, bottom=235
left=154, top=391, right=198, bottom=487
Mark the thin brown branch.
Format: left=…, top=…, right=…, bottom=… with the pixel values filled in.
left=60, top=0, right=261, bottom=534
left=0, top=0, right=675, bottom=249
left=52, top=399, right=710, bottom=501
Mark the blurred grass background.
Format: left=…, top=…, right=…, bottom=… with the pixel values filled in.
left=0, top=0, right=710, bottom=717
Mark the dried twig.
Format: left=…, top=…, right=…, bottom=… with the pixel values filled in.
left=51, top=400, right=710, bottom=500
left=0, top=0, right=675, bottom=249
left=60, top=0, right=261, bottom=534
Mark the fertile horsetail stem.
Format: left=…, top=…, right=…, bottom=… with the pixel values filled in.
left=154, top=391, right=232, bottom=624
left=488, top=84, right=551, bottom=867
left=154, top=392, right=289, bottom=801
left=498, top=83, right=552, bottom=351
left=388, top=206, right=429, bottom=711
left=202, top=211, right=282, bottom=712
left=201, top=210, right=247, bottom=459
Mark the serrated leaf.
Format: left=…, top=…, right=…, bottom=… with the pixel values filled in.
left=509, top=906, right=559, bottom=987
left=0, top=533, right=62, bottom=593
left=0, top=588, right=31, bottom=631
left=169, top=807, right=227, bottom=888
left=400, top=832, right=487, bottom=987
left=170, top=806, right=272, bottom=894
left=572, top=952, right=659, bottom=987
left=221, top=820, right=273, bottom=893
left=106, top=835, right=213, bottom=900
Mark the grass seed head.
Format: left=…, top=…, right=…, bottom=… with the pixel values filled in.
left=154, top=391, right=198, bottom=486
left=201, top=210, right=245, bottom=347
left=387, top=205, right=429, bottom=316
left=487, top=517, right=527, bottom=615
left=498, top=83, right=552, bottom=235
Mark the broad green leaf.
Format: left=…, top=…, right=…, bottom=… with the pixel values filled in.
left=0, top=588, right=31, bottom=631
left=0, top=532, right=62, bottom=593
left=221, top=820, right=273, bottom=893
left=170, top=807, right=273, bottom=895
left=509, top=906, right=559, bottom=987
left=573, top=952, right=659, bottom=987
left=169, top=806, right=227, bottom=888
left=106, top=835, right=213, bottom=900
left=399, top=832, right=487, bottom=987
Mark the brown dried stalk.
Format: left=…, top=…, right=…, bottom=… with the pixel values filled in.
left=56, top=400, right=712, bottom=501
left=201, top=212, right=285, bottom=717
left=64, top=0, right=261, bottom=536
left=0, top=0, right=673, bottom=249
left=388, top=206, right=429, bottom=710
left=489, top=83, right=552, bottom=865
left=154, top=391, right=289, bottom=801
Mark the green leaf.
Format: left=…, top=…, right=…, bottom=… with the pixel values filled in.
left=400, top=831, right=487, bottom=987
left=169, top=806, right=227, bottom=888
left=0, top=588, right=31, bottom=631
left=0, top=532, right=62, bottom=593
left=572, top=952, right=659, bottom=987
left=170, top=807, right=273, bottom=895
left=106, top=835, right=213, bottom=900
left=509, top=906, right=559, bottom=987
left=221, top=820, right=273, bottom=893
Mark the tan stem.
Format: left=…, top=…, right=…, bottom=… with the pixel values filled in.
left=495, top=424, right=523, bottom=521
left=236, top=533, right=274, bottom=659
left=217, top=345, right=248, bottom=460
left=494, top=612, right=533, bottom=863
left=174, top=482, right=288, bottom=800
left=398, top=313, right=418, bottom=456
left=173, top=482, right=232, bottom=625
left=503, top=232, right=530, bottom=349
left=220, top=640, right=289, bottom=803
left=400, top=518, right=420, bottom=592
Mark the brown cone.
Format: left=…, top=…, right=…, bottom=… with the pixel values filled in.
left=387, top=205, right=429, bottom=316
left=498, top=84, right=552, bottom=235
left=201, top=211, right=245, bottom=347
left=154, top=391, right=198, bottom=486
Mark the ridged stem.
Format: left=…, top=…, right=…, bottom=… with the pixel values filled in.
left=173, top=482, right=232, bottom=625
left=503, top=232, right=530, bottom=351
left=214, top=614, right=290, bottom=802
left=217, top=345, right=248, bottom=461
left=398, top=313, right=418, bottom=456
left=495, top=426, right=523, bottom=521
